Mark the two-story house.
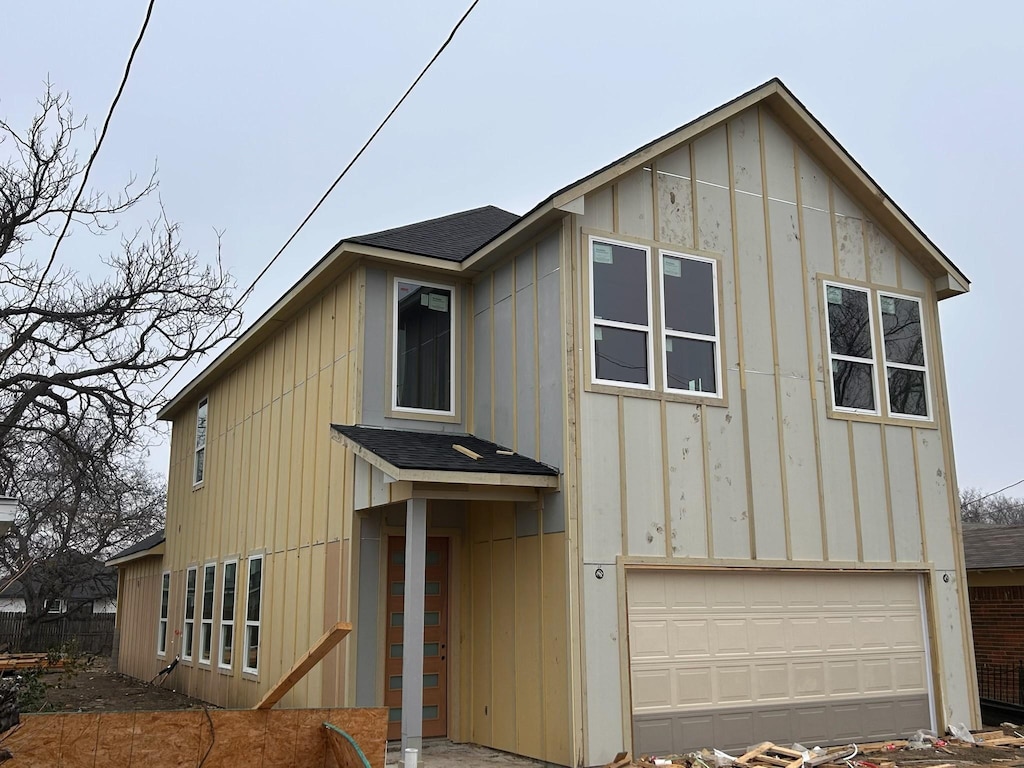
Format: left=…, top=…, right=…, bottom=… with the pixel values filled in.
left=111, top=79, right=977, bottom=766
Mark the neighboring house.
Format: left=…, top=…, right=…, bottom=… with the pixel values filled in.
left=962, top=524, right=1024, bottom=667
left=111, top=79, right=977, bottom=764
left=0, top=555, right=118, bottom=615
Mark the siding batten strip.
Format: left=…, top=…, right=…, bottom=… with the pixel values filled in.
left=879, top=425, right=897, bottom=562
left=660, top=398, right=672, bottom=558
left=617, top=395, right=629, bottom=554
left=828, top=179, right=840, bottom=276
left=700, top=404, right=713, bottom=558
left=912, top=426, right=929, bottom=562
left=793, top=147, right=829, bottom=560
left=847, top=421, right=864, bottom=562
left=511, top=256, right=519, bottom=453
left=533, top=245, right=541, bottom=461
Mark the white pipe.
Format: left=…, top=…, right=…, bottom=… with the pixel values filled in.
left=405, top=748, right=419, bottom=768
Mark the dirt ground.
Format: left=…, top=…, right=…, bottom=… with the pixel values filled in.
left=11, top=655, right=207, bottom=714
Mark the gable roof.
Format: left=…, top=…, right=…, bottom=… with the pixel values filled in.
left=106, top=530, right=166, bottom=567
left=962, top=524, right=1024, bottom=571
left=347, top=206, right=519, bottom=262
left=332, top=425, right=558, bottom=487
left=159, top=78, right=968, bottom=421
left=1, top=554, right=118, bottom=602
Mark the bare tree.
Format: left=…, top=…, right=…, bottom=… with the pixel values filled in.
left=960, top=487, right=1024, bottom=525
left=0, top=85, right=243, bottom=612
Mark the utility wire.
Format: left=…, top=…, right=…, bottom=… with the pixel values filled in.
left=146, top=0, right=481, bottom=408
left=961, top=478, right=1024, bottom=507
left=27, top=0, right=159, bottom=306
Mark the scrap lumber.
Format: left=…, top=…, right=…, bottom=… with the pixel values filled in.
left=254, top=621, right=352, bottom=710
left=0, top=654, right=62, bottom=673
left=603, top=752, right=632, bottom=768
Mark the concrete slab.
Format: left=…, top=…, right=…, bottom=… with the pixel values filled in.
left=387, top=739, right=548, bottom=768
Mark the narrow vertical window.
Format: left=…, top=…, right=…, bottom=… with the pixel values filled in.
left=199, top=563, right=216, bottom=664
left=393, top=279, right=454, bottom=414
left=589, top=237, right=652, bottom=388
left=243, top=555, right=263, bottom=674
left=193, top=397, right=208, bottom=485
left=879, top=293, right=929, bottom=418
left=183, top=566, right=197, bottom=661
left=661, top=251, right=721, bottom=396
left=219, top=560, right=237, bottom=669
left=823, top=282, right=877, bottom=413
left=157, top=572, right=170, bottom=656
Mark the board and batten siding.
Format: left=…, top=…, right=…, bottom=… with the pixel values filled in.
left=114, top=556, right=164, bottom=682
left=154, top=269, right=363, bottom=709
left=570, top=106, right=973, bottom=762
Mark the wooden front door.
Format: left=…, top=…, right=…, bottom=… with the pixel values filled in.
left=384, top=536, right=449, bottom=740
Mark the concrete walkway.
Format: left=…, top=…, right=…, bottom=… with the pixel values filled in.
left=386, top=740, right=550, bottom=768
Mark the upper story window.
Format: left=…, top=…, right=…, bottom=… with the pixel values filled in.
left=823, top=280, right=931, bottom=421
left=193, top=397, right=208, bottom=485
left=393, top=279, right=455, bottom=415
left=589, top=236, right=722, bottom=398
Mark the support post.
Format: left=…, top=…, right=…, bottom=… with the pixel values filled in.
left=401, top=498, right=427, bottom=757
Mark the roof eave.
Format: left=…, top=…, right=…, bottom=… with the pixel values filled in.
left=106, top=542, right=165, bottom=567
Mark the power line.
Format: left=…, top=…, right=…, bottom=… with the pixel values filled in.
left=961, top=478, right=1024, bottom=507
left=146, top=0, right=481, bottom=409
left=28, top=0, right=159, bottom=305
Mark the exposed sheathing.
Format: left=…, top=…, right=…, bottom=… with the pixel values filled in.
left=137, top=270, right=361, bottom=710
left=464, top=501, right=570, bottom=766
left=114, top=556, right=165, bottom=683
left=572, top=105, right=974, bottom=761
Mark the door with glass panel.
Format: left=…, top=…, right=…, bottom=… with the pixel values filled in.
left=384, top=536, right=449, bottom=740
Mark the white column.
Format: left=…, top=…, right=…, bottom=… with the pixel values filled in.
left=401, top=498, right=427, bottom=756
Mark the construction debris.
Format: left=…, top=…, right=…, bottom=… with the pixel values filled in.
left=0, top=654, right=62, bottom=674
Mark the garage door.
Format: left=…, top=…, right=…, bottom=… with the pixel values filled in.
left=627, top=570, right=934, bottom=754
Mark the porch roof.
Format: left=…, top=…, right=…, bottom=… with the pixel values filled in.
left=331, top=424, right=559, bottom=488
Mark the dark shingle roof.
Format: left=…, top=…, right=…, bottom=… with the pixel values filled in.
left=347, top=206, right=520, bottom=262
left=106, top=530, right=166, bottom=565
left=962, top=524, right=1024, bottom=571
left=332, top=425, right=558, bottom=476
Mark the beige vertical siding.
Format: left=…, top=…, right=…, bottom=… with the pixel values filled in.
left=119, top=270, right=361, bottom=709
left=114, top=556, right=165, bottom=682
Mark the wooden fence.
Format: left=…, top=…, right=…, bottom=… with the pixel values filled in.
left=0, top=612, right=115, bottom=655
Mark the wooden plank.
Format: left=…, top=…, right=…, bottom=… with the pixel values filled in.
left=255, top=621, right=353, bottom=709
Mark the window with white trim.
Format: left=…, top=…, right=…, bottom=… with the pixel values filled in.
left=193, top=397, right=208, bottom=485
left=879, top=293, right=930, bottom=418
left=661, top=251, right=722, bottom=396
left=199, top=563, right=216, bottom=664
left=243, top=555, right=263, bottom=674
left=218, top=560, right=237, bottom=670
left=393, top=279, right=455, bottom=415
left=824, top=282, right=877, bottom=413
left=157, top=572, right=170, bottom=657
left=183, top=566, right=197, bottom=661
left=589, top=237, right=653, bottom=388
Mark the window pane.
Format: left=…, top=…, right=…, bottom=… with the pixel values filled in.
left=221, top=625, right=233, bottom=666
left=831, top=359, right=875, bottom=410
left=389, top=675, right=402, bottom=690
left=201, top=624, right=212, bottom=660
left=424, top=611, right=440, bottom=626
left=424, top=643, right=439, bottom=656
left=392, top=551, right=405, bottom=565
left=160, top=575, right=169, bottom=619
left=246, top=625, right=259, bottom=669
left=423, top=673, right=439, bottom=688
left=391, top=582, right=404, bottom=596
left=423, top=706, right=439, bottom=719
left=186, top=570, right=196, bottom=619
left=184, top=623, right=194, bottom=655
left=202, top=567, right=215, bottom=621
left=247, top=559, right=262, bottom=622
left=425, top=550, right=440, bottom=566
left=389, top=708, right=402, bottom=723
left=390, top=643, right=403, bottom=658
left=396, top=282, right=452, bottom=412
left=158, top=622, right=167, bottom=652
left=391, top=612, right=404, bottom=627
left=594, top=326, right=649, bottom=385
left=888, top=367, right=928, bottom=417
left=425, top=582, right=441, bottom=596
left=663, top=256, right=715, bottom=336
left=592, top=241, right=648, bottom=326
left=826, top=286, right=872, bottom=360
left=665, top=337, right=716, bottom=394
left=196, top=399, right=208, bottom=450
left=194, top=448, right=205, bottom=484
left=222, top=563, right=236, bottom=621
left=881, top=295, right=924, bottom=366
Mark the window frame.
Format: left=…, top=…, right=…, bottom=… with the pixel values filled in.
left=218, top=559, right=237, bottom=671
left=659, top=249, right=723, bottom=399
left=822, top=280, right=880, bottom=416
left=157, top=571, right=170, bottom=658
left=183, top=565, right=197, bottom=662
left=242, top=554, right=263, bottom=676
left=198, top=562, right=216, bottom=665
left=877, top=291, right=931, bottom=421
left=390, top=276, right=458, bottom=418
left=588, top=235, right=655, bottom=391
left=193, top=396, right=209, bottom=487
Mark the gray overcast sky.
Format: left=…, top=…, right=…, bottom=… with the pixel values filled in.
left=2, top=1, right=1021, bottom=493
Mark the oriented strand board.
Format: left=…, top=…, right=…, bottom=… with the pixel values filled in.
left=0, top=707, right=387, bottom=768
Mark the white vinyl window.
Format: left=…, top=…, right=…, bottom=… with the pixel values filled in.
left=878, top=293, right=930, bottom=419
left=157, top=571, right=170, bottom=657
left=392, top=278, right=456, bottom=416
left=183, top=566, right=197, bottom=661
left=243, top=555, right=263, bottom=674
left=589, top=237, right=653, bottom=389
left=193, top=396, right=208, bottom=485
left=660, top=251, right=722, bottom=397
left=218, top=560, right=237, bottom=670
left=199, top=563, right=216, bottom=664
left=823, top=281, right=878, bottom=414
